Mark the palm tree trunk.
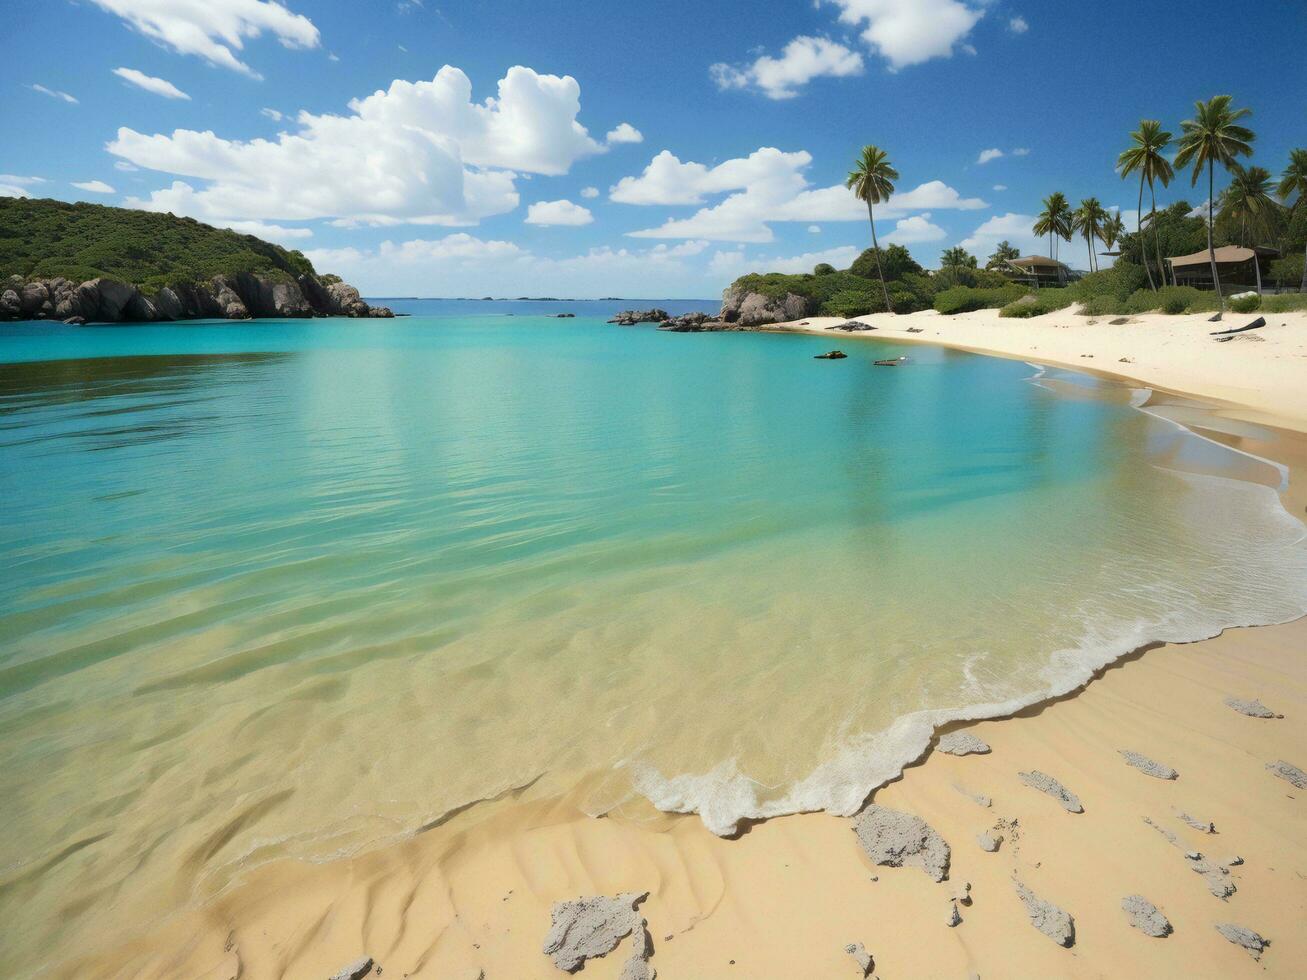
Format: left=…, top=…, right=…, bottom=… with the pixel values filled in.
left=867, top=199, right=891, bottom=313
left=1207, top=160, right=1224, bottom=316
left=1301, top=239, right=1306, bottom=293
left=1149, top=178, right=1163, bottom=292
left=1138, top=177, right=1155, bottom=290
left=1254, top=251, right=1262, bottom=295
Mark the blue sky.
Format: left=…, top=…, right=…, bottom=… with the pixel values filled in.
left=4, top=0, right=1305, bottom=298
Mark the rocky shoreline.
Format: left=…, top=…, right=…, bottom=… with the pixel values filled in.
left=0, top=272, right=393, bottom=324
left=608, top=284, right=819, bottom=334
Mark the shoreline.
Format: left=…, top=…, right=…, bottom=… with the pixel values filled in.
left=43, top=326, right=1307, bottom=979
left=763, top=306, right=1307, bottom=434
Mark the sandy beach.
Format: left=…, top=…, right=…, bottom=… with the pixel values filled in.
left=44, top=314, right=1307, bottom=980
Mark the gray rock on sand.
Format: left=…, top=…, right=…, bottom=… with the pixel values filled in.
left=938, top=732, right=991, bottom=756
left=852, top=805, right=951, bottom=882
left=946, top=899, right=963, bottom=927
left=977, top=831, right=1003, bottom=852
left=1119, top=749, right=1178, bottom=780
left=619, top=917, right=656, bottom=980
left=1121, top=895, right=1172, bottom=937
left=1018, top=771, right=1083, bottom=813
left=1186, top=854, right=1237, bottom=900
left=1214, top=922, right=1269, bottom=960
left=1013, top=881, right=1075, bottom=947
left=844, top=942, right=874, bottom=977
left=953, top=882, right=972, bottom=905
left=952, top=783, right=992, bottom=808
left=328, top=957, right=375, bottom=980
left=1266, top=759, right=1307, bottom=789
left=1225, top=696, right=1279, bottom=718
left=542, top=891, right=649, bottom=973
left=1174, top=809, right=1215, bottom=834
left=1142, top=815, right=1179, bottom=846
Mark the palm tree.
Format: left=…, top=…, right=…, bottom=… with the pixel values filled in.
left=846, top=145, right=899, bottom=312
left=1072, top=198, right=1107, bottom=272
left=1276, top=148, right=1307, bottom=292
left=1032, top=192, right=1072, bottom=283
left=1101, top=212, right=1126, bottom=254
left=986, top=240, right=1020, bottom=271
left=1174, top=96, right=1255, bottom=315
left=1117, top=120, right=1173, bottom=290
left=940, top=246, right=977, bottom=269
left=1219, top=165, right=1281, bottom=293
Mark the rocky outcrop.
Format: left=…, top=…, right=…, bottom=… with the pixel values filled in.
left=0, top=272, right=392, bottom=324
left=719, top=284, right=813, bottom=327
left=608, top=308, right=669, bottom=325
left=656, top=311, right=739, bottom=332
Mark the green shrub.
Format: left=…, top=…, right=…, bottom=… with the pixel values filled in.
left=1124, top=285, right=1214, bottom=315
left=999, top=288, right=1074, bottom=318
left=1077, top=294, right=1128, bottom=316
left=850, top=244, right=923, bottom=281
left=821, top=288, right=880, bottom=318
left=1269, top=253, right=1304, bottom=287
left=1261, top=293, right=1307, bottom=313
left=1071, top=263, right=1148, bottom=303
left=933, top=284, right=1028, bottom=315
left=813, top=262, right=836, bottom=276
left=1229, top=293, right=1262, bottom=313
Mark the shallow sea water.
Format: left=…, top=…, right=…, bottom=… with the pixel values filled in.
left=2, top=303, right=1305, bottom=974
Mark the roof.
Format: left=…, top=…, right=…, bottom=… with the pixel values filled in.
left=1167, top=244, right=1280, bottom=268
left=1007, top=255, right=1070, bottom=271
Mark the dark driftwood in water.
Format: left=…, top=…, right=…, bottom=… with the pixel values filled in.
left=874, top=357, right=906, bottom=366
left=1210, top=316, right=1266, bottom=336
left=814, top=350, right=847, bottom=359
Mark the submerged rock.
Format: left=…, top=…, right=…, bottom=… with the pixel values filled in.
left=542, top=891, right=649, bottom=973
left=1224, top=696, right=1279, bottom=718
left=852, top=805, right=951, bottom=882
left=1214, top=922, right=1268, bottom=959
left=1119, top=749, right=1178, bottom=780
left=938, top=732, right=991, bottom=756
left=328, top=957, right=375, bottom=980
left=1266, top=759, right=1306, bottom=789
left=1018, top=771, right=1083, bottom=813
left=843, top=942, right=874, bottom=977
left=1121, top=895, right=1171, bottom=937
left=1014, top=881, right=1075, bottom=947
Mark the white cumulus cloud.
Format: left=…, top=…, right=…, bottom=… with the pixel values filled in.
left=218, top=219, right=313, bottom=241
left=828, top=0, right=985, bottom=69
left=1009, top=16, right=1029, bottom=34
left=109, top=65, right=605, bottom=227
left=958, top=212, right=1042, bottom=257
left=261, top=107, right=284, bottom=121
left=615, top=147, right=985, bottom=243
left=88, top=0, right=320, bottom=78
left=580, top=186, right=600, bottom=199
left=605, top=122, right=643, bottom=144
left=976, top=147, right=1003, bottom=165
left=113, top=67, right=190, bottom=100
left=710, top=36, right=864, bottom=100
left=72, top=180, right=116, bottom=194
left=525, top=199, right=594, bottom=226
left=992, top=184, right=1007, bottom=191
left=884, top=213, right=946, bottom=244
left=709, top=245, right=862, bottom=279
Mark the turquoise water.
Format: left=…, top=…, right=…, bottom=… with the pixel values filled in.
left=2, top=305, right=1306, bottom=974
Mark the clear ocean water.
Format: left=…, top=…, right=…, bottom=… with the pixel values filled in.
left=2, top=299, right=1306, bottom=973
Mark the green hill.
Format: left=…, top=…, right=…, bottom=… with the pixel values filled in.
left=0, top=197, right=317, bottom=295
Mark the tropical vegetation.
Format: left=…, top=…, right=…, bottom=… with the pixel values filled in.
left=0, top=196, right=318, bottom=295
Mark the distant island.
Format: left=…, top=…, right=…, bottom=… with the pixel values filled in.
left=0, top=198, right=391, bottom=323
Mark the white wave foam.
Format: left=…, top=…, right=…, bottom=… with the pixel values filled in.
left=632, top=388, right=1307, bottom=839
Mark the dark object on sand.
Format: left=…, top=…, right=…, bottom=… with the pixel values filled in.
left=815, top=350, right=848, bottom=359
left=832, top=320, right=875, bottom=332
left=328, top=957, right=375, bottom=980
left=874, top=356, right=907, bottom=366
left=906, top=326, right=924, bottom=332
left=1210, top=316, right=1265, bottom=336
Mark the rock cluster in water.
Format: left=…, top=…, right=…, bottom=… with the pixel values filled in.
left=0, top=273, right=392, bottom=324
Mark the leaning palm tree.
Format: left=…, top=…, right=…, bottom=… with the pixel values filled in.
left=1117, top=120, right=1173, bottom=290
left=1033, top=192, right=1073, bottom=282
left=986, top=239, right=1020, bottom=271
left=846, top=145, right=899, bottom=312
left=1219, top=165, right=1280, bottom=293
left=1072, top=198, right=1107, bottom=273
left=1101, top=212, right=1126, bottom=255
left=1174, top=96, right=1255, bottom=314
left=1277, top=148, right=1307, bottom=292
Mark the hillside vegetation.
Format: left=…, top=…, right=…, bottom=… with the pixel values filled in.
left=0, top=197, right=316, bottom=294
